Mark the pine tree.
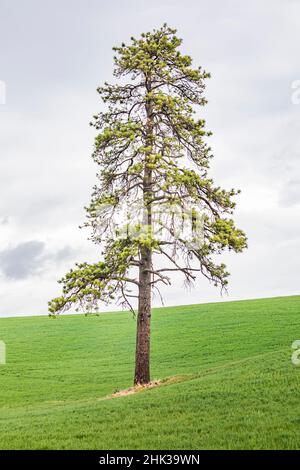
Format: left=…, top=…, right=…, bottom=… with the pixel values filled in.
left=49, top=25, right=247, bottom=385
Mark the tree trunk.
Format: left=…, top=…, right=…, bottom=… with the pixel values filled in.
left=134, top=76, right=153, bottom=385
left=134, top=161, right=152, bottom=385
left=134, top=246, right=152, bottom=385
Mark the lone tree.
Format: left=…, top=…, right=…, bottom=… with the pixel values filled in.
left=49, top=25, right=247, bottom=385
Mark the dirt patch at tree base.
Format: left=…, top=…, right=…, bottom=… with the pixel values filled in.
left=108, top=380, right=162, bottom=399
left=105, top=375, right=194, bottom=400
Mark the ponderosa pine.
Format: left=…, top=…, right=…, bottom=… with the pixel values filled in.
left=49, top=25, right=247, bottom=385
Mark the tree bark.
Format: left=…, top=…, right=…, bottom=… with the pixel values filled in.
left=134, top=76, right=153, bottom=385
left=134, top=162, right=152, bottom=385
left=134, top=245, right=152, bottom=385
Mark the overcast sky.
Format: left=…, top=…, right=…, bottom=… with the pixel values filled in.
left=0, top=0, right=299, bottom=317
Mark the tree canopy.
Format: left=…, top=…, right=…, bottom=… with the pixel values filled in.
left=49, top=24, right=247, bottom=317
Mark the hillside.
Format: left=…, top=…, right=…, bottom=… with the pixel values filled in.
left=0, top=296, right=299, bottom=449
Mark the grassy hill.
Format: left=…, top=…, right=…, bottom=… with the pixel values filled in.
left=0, top=295, right=299, bottom=450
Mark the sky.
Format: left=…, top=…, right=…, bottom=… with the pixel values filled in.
left=0, top=0, right=299, bottom=317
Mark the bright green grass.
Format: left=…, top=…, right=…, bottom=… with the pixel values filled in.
left=0, top=295, right=300, bottom=449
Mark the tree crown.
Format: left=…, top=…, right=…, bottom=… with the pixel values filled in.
left=49, top=24, right=247, bottom=315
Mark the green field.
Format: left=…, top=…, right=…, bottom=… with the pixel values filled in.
left=0, top=295, right=299, bottom=450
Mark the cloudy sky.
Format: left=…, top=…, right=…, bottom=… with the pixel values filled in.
left=0, top=0, right=299, bottom=317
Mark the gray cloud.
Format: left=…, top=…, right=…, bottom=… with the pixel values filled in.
left=0, top=241, right=45, bottom=280
left=52, top=246, right=77, bottom=263
left=0, top=241, right=76, bottom=281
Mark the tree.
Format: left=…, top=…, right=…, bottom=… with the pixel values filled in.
left=48, top=24, right=247, bottom=385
